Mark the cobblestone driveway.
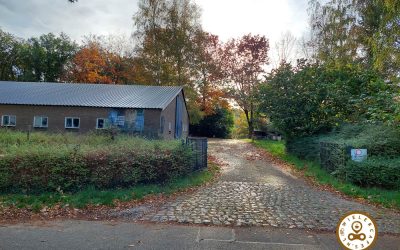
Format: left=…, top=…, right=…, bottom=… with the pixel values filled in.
left=130, top=140, right=400, bottom=233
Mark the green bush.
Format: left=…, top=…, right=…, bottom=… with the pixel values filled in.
left=190, top=107, right=234, bottom=138
left=335, top=157, right=400, bottom=190
left=284, top=124, right=400, bottom=189
left=84, top=149, right=139, bottom=189
left=259, top=62, right=397, bottom=140
left=0, top=147, right=89, bottom=193
left=286, top=135, right=321, bottom=161
left=330, top=124, right=400, bottom=157
left=286, top=124, right=400, bottom=161
left=0, top=131, right=194, bottom=194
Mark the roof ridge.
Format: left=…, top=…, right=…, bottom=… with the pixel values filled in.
left=0, top=81, right=181, bottom=88
left=0, top=81, right=183, bottom=109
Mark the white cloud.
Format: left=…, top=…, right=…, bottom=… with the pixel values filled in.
left=0, top=0, right=138, bottom=42
left=195, top=0, right=309, bottom=43
left=0, top=0, right=309, bottom=50
left=195, top=0, right=310, bottom=70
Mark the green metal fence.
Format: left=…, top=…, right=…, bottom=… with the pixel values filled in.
left=319, top=141, right=347, bottom=173
left=186, top=137, right=208, bottom=170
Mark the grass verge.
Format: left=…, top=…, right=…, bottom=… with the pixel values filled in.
left=249, top=139, right=400, bottom=209
left=0, top=163, right=219, bottom=212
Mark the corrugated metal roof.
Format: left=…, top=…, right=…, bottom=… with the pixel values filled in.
left=0, top=81, right=183, bottom=109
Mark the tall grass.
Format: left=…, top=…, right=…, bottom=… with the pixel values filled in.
left=0, top=129, right=181, bottom=155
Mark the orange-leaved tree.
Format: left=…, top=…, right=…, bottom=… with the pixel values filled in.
left=193, top=32, right=229, bottom=115
left=64, top=42, right=112, bottom=84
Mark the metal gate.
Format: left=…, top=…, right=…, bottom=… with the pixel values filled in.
left=186, top=137, right=207, bottom=170
left=319, top=141, right=346, bottom=173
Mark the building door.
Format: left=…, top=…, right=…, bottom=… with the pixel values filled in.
left=175, top=97, right=183, bottom=138
left=135, top=109, right=144, bottom=133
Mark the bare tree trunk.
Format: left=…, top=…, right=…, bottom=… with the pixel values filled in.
left=201, top=69, right=207, bottom=110
left=244, top=109, right=253, bottom=139
left=248, top=121, right=254, bottom=139
left=249, top=102, right=254, bottom=138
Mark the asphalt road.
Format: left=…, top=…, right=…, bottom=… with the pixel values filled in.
left=1, top=220, right=399, bottom=250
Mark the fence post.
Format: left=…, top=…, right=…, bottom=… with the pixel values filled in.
left=319, top=141, right=346, bottom=173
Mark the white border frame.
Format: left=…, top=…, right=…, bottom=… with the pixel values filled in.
left=65, top=117, right=80, bottom=129
left=96, top=118, right=106, bottom=129
left=1, top=115, right=16, bottom=127
left=33, top=116, right=49, bottom=128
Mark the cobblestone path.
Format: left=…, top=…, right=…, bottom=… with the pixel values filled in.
left=123, top=140, right=400, bottom=233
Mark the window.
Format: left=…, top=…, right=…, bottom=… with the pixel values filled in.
left=96, top=118, right=107, bottom=129
left=1, top=115, right=16, bottom=127
left=160, top=116, right=165, bottom=133
left=33, top=116, right=48, bottom=128
left=137, top=109, right=144, bottom=116
left=65, top=117, right=80, bottom=129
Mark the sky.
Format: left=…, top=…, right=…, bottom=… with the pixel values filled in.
left=0, top=0, right=310, bottom=50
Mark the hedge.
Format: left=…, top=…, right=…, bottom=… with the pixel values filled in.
left=285, top=124, right=400, bottom=189
left=334, top=157, right=400, bottom=190
left=0, top=144, right=194, bottom=194
left=286, top=135, right=321, bottom=161
left=286, top=124, right=400, bottom=161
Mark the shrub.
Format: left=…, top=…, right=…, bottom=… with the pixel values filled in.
left=190, top=107, right=234, bottom=138
left=286, top=124, right=400, bottom=162
left=0, top=148, right=88, bottom=194
left=0, top=132, right=194, bottom=194
left=332, top=124, right=400, bottom=157
left=259, top=62, right=397, bottom=140
left=334, top=157, right=400, bottom=190
left=286, top=135, right=321, bottom=161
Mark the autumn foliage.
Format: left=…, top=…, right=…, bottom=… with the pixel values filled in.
left=223, top=34, right=270, bottom=137
left=0, top=0, right=271, bottom=136
left=65, top=42, right=112, bottom=84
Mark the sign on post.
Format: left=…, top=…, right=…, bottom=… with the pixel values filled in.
left=351, top=149, right=367, bottom=162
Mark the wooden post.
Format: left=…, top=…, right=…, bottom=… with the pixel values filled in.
left=27, top=125, right=32, bottom=141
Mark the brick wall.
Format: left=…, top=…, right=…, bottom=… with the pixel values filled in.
left=0, top=104, right=165, bottom=136
left=0, top=104, right=111, bottom=133
left=0, top=90, right=189, bottom=139
left=160, top=91, right=189, bottom=139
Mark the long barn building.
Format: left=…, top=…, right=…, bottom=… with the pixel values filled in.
left=0, top=81, right=189, bottom=139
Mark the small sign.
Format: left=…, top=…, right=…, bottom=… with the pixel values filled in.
left=351, top=149, right=367, bottom=162
left=116, top=116, right=125, bottom=127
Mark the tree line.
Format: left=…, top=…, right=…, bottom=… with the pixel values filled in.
left=1, top=0, right=399, bottom=138
left=0, top=0, right=269, bottom=136
left=259, top=0, right=400, bottom=140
